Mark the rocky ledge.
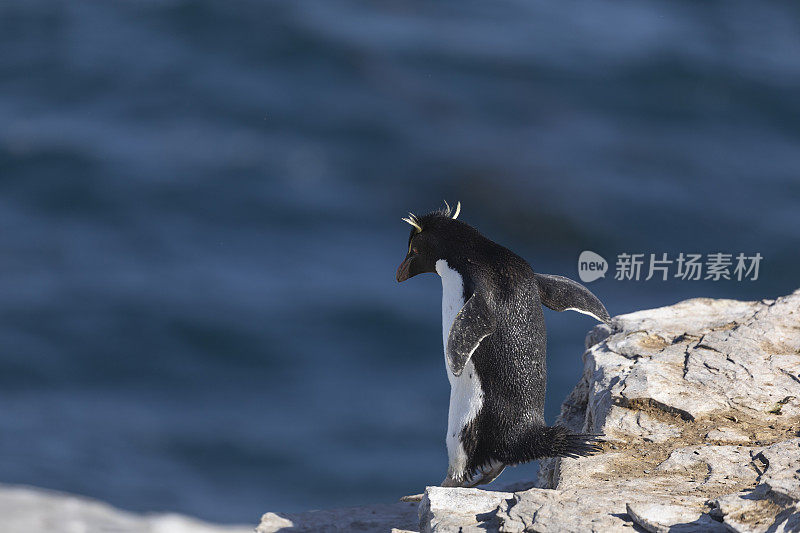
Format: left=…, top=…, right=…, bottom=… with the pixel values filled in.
left=261, top=289, right=800, bottom=533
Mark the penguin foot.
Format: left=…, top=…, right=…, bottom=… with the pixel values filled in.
left=465, top=462, right=506, bottom=487
left=439, top=461, right=506, bottom=488
left=440, top=475, right=463, bottom=487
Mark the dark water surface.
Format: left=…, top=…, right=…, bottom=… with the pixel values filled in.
left=1, top=0, right=799, bottom=524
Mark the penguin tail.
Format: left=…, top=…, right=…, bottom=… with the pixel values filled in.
left=502, top=425, right=603, bottom=464
left=539, top=426, right=603, bottom=459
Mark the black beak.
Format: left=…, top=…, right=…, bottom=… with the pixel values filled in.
left=396, top=252, right=415, bottom=282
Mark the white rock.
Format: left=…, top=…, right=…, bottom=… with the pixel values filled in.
left=654, top=445, right=760, bottom=487
left=705, top=427, right=750, bottom=444
left=418, top=486, right=514, bottom=532
left=0, top=484, right=252, bottom=533
left=710, top=439, right=800, bottom=533
left=626, top=502, right=727, bottom=533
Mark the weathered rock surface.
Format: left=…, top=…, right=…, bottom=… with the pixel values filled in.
left=0, top=483, right=252, bottom=533
left=418, top=487, right=514, bottom=532
left=259, top=289, right=800, bottom=532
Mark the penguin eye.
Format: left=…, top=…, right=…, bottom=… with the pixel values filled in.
left=412, top=247, right=419, bottom=254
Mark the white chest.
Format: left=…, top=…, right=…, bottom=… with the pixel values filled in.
left=435, top=259, right=485, bottom=475
left=437, top=259, right=465, bottom=383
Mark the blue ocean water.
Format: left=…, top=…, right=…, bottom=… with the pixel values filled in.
left=1, top=0, right=799, bottom=525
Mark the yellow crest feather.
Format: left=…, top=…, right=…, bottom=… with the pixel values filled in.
left=401, top=213, right=422, bottom=233
left=443, top=200, right=461, bottom=219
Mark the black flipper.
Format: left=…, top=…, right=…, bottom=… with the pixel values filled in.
left=535, top=273, right=611, bottom=324
left=499, top=425, right=602, bottom=464
left=446, top=293, right=496, bottom=377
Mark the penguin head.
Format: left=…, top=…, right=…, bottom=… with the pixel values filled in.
left=396, top=201, right=471, bottom=282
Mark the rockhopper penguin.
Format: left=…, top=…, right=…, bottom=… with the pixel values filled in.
left=396, top=202, right=610, bottom=487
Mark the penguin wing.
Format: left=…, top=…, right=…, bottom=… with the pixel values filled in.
left=535, top=273, right=611, bottom=324
left=446, top=293, right=496, bottom=377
